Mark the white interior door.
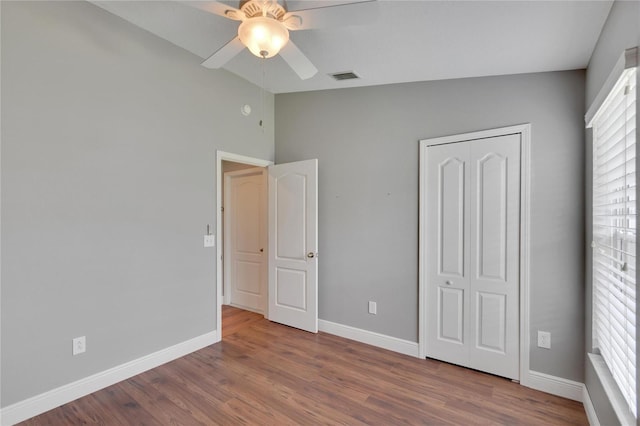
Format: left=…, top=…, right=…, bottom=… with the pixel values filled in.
left=468, top=135, right=520, bottom=379
left=268, top=159, right=318, bottom=333
left=425, top=134, right=520, bottom=380
left=224, top=168, right=267, bottom=313
left=425, top=142, right=470, bottom=367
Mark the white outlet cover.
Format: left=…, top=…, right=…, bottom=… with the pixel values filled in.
left=73, top=336, right=86, bottom=355
left=537, top=331, right=551, bottom=349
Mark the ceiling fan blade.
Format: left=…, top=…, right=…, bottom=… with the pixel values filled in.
left=283, top=0, right=379, bottom=31
left=184, top=1, right=245, bottom=21
left=201, top=37, right=245, bottom=69
left=279, top=41, right=318, bottom=80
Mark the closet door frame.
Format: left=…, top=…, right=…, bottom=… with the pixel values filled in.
left=418, top=124, right=531, bottom=385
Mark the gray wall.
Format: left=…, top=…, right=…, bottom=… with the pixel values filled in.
left=583, top=1, right=639, bottom=425
left=276, top=70, right=586, bottom=381
left=1, top=1, right=274, bottom=407
left=585, top=0, right=639, bottom=108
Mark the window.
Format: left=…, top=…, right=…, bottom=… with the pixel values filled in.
left=589, top=64, right=637, bottom=419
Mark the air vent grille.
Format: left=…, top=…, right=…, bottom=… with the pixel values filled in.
left=330, top=71, right=360, bottom=81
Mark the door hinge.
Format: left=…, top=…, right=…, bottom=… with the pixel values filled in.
left=221, top=206, right=224, bottom=212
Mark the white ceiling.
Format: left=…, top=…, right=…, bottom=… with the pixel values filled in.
left=92, top=0, right=613, bottom=94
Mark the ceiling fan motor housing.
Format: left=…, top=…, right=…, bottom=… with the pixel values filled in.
left=239, top=0, right=287, bottom=19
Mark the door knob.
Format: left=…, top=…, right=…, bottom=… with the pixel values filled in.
left=307, top=252, right=316, bottom=258
left=260, top=248, right=264, bottom=252
left=445, top=280, right=453, bottom=285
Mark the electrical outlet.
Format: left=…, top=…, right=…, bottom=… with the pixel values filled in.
left=368, top=301, right=377, bottom=315
left=73, top=336, right=86, bottom=355
left=537, top=331, right=551, bottom=349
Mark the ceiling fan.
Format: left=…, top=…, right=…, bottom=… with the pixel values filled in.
left=187, top=0, right=379, bottom=80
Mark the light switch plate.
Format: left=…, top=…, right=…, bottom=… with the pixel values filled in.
left=204, top=235, right=215, bottom=248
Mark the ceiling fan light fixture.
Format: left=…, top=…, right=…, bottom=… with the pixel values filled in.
left=238, top=16, right=289, bottom=59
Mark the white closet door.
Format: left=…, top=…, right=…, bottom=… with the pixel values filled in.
left=468, top=135, right=520, bottom=380
left=425, top=142, right=471, bottom=366
left=425, top=134, right=520, bottom=380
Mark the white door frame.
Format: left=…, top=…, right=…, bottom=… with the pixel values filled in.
left=216, top=151, right=273, bottom=339
left=418, top=123, right=531, bottom=385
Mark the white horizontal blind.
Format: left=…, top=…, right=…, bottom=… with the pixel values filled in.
left=591, top=66, right=637, bottom=419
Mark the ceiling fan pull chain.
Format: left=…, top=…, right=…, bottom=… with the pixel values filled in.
left=260, top=58, right=266, bottom=132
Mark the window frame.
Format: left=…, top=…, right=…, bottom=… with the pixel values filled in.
left=586, top=46, right=638, bottom=425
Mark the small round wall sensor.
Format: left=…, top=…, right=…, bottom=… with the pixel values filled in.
left=241, top=104, right=252, bottom=116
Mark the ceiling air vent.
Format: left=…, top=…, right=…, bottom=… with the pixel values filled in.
left=330, top=71, right=360, bottom=81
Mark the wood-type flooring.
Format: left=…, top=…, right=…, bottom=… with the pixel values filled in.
left=20, top=305, right=588, bottom=425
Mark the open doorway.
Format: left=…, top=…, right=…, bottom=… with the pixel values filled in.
left=216, top=151, right=272, bottom=339
left=216, top=150, right=320, bottom=339
left=222, top=162, right=267, bottom=313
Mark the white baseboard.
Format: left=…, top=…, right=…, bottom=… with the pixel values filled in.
left=318, top=319, right=420, bottom=358
left=582, top=385, right=601, bottom=426
left=0, top=331, right=218, bottom=426
left=523, top=370, right=583, bottom=402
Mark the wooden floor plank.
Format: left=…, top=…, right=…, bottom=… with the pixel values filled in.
left=20, top=305, right=588, bottom=425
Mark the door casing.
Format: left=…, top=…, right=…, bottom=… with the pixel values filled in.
left=418, top=124, right=531, bottom=385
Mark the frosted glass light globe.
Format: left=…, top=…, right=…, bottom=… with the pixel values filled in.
left=238, top=16, right=290, bottom=59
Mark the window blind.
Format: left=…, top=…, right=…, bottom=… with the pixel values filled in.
left=591, top=66, right=637, bottom=419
